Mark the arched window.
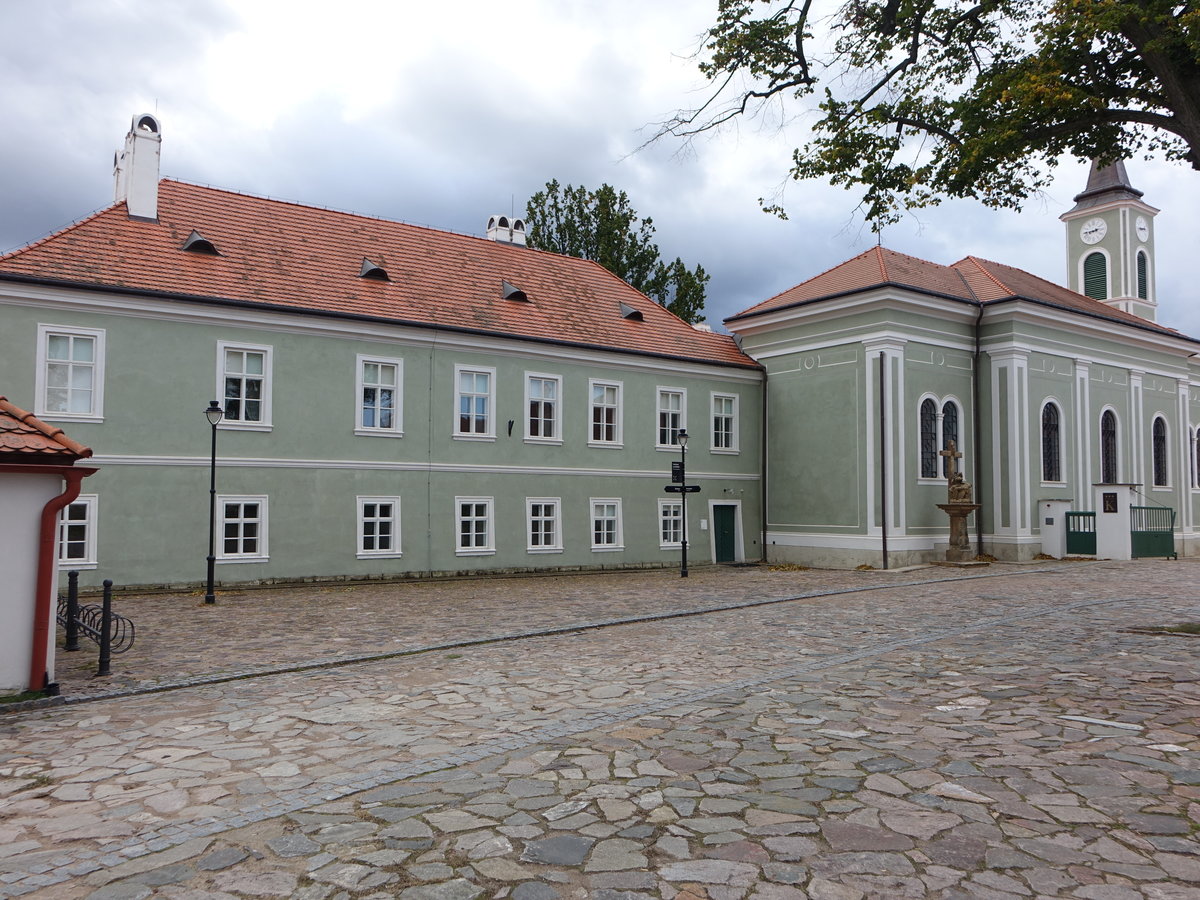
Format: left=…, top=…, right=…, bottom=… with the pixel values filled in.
left=1041, top=403, right=1061, bottom=482
left=1190, top=427, right=1197, bottom=488
left=1100, top=410, right=1118, bottom=483
left=1152, top=416, right=1168, bottom=487
left=1083, top=252, right=1107, bottom=300
left=920, top=398, right=937, bottom=478
left=1136, top=251, right=1149, bottom=300
left=941, top=401, right=959, bottom=476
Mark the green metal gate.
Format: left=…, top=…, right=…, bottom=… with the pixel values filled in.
left=1065, top=511, right=1096, bottom=555
left=1131, top=506, right=1177, bottom=559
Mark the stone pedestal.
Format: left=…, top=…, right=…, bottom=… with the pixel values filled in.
left=937, top=502, right=981, bottom=562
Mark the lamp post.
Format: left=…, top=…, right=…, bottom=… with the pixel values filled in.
left=678, top=429, right=689, bottom=578
left=204, top=400, right=224, bottom=604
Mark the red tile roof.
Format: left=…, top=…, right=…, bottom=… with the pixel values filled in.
left=728, top=246, right=1191, bottom=341
left=0, top=181, right=757, bottom=370
left=0, top=397, right=93, bottom=463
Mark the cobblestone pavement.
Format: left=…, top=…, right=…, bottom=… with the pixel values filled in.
left=2, top=560, right=1198, bottom=898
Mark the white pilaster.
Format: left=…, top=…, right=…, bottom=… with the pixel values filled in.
left=1130, top=370, right=1144, bottom=484
left=863, top=338, right=906, bottom=538
left=991, top=348, right=1031, bottom=536
left=1074, top=360, right=1091, bottom=494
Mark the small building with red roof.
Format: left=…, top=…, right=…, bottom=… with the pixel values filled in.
left=0, top=396, right=95, bottom=692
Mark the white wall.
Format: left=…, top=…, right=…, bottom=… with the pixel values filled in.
left=0, top=472, right=65, bottom=692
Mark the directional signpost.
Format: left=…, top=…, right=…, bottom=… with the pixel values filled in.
left=665, top=431, right=699, bottom=577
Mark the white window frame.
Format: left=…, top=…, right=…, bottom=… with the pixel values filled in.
left=217, top=341, right=273, bottom=431
left=1151, top=414, right=1171, bottom=490
left=355, top=355, right=404, bottom=437
left=57, top=494, right=98, bottom=569
left=216, top=495, right=269, bottom=563
left=917, top=393, right=965, bottom=483
left=658, top=499, right=683, bottom=549
left=454, top=365, right=496, bottom=440
left=710, top=392, right=739, bottom=453
left=1039, top=398, right=1066, bottom=486
left=524, top=373, right=563, bottom=444
left=656, top=387, right=687, bottom=450
left=526, top=497, right=563, bottom=553
left=357, top=496, right=402, bottom=559
left=590, top=498, right=624, bottom=552
left=456, top=496, right=495, bottom=555
left=35, top=325, right=106, bottom=422
left=588, top=379, right=623, bottom=448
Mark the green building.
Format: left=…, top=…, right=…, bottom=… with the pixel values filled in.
left=0, top=116, right=1195, bottom=587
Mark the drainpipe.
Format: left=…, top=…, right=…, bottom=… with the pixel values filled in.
left=760, top=367, right=768, bottom=563
left=973, top=303, right=985, bottom=556
left=28, top=466, right=94, bottom=693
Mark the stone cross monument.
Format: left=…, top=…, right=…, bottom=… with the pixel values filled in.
left=936, top=440, right=980, bottom=562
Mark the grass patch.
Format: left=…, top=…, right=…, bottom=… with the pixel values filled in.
left=0, top=690, right=46, bottom=705
left=1136, top=622, right=1200, bottom=635
left=768, top=563, right=810, bottom=572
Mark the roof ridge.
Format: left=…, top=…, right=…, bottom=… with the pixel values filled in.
left=955, top=256, right=1014, bottom=298
left=872, top=245, right=888, bottom=282
left=0, top=396, right=93, bottom=459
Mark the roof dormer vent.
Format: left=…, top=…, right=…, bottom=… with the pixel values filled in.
left=359, top=258, right=390, bottom=281
left=619, top=302, right=644, bottom=321
left=181, top=230, right=220, bottom=255
left=486, top=215, right=527, bottom=246
left=501, top=280, right=528, bottom=301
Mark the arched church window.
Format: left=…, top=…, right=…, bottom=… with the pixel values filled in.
left=1100, top=410, right=1118, bottom=483
left=920, top=398, right=937, bottom=478
left=1137, top=251, right=1148, bottom=300
left=1041, top=403, right=1061, bottom=482
left=941, top=401, right=959, bottom=476
left=1152, top=416, right=1168, bottom=487
left=1083, top=252, right=1107, bottom=300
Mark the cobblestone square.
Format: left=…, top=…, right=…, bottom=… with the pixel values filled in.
left=2, top=560, right=1198, bottom=898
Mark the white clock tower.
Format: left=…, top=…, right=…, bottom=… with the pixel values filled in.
left=1060, top=160, right=1159, bottom=321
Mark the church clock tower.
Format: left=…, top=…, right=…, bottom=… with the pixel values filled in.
left=1060, top=160, right=1159, bottom=321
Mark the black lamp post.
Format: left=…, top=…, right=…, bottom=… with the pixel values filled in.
left=204, top=400, right=224, bottom=604
left=678, top=429, right=689, bottom=578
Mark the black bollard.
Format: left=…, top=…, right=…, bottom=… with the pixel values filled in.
left=64, top=570, right=80, bottom=652
left=97, top=579, right=113, bottom=677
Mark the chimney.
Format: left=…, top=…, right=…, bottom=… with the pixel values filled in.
left=113, top=113, right=162, bottom=221
left=485, top=215, right=527, bottom=246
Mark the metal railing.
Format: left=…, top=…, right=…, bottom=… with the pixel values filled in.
left=57, top=573, right=136, bottom=677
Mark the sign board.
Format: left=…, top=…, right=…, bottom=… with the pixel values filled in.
left=670, top=461, right=684, bottom=483
left=664, top=484, right=701, bottom=493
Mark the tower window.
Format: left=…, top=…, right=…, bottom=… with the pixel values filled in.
left=1083, top=252, right=1107, bottom=300
left=1137, top=251, right=1148, bottom=300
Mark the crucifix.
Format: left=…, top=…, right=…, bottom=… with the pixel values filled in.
left=939, top=440, right=962, bottom=481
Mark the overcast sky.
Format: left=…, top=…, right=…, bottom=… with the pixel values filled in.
left=2, top=0, right=1197, bottom=337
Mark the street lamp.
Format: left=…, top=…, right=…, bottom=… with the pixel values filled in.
left=204, top=400, right=224, bottom=604
left=678, top=429, right=689, bottom=578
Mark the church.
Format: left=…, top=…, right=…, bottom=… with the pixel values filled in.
left=0, top=115, right=1196, bottom=590
left=728, top=161, right=1199, bottom=567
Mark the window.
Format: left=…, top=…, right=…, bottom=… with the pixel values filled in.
left=218, top=342, right=272, bottom=428
left=358, top=497, right=401, bottom=558
left=36, top=325, right=105, bottom=420
left=456, top=497, right=494, bottom=554
left=918, top=396, right=963, bottom=479
left=659, top=500, right=683, bottom=548
left=1152, top=416, right=1169, bottom=487
left=590, top=380, right=622, bottom=446
left=525, top=374, right=561, bottom=442
left=657, top=388, right=686, bottom=448
left=1041, top=402, right=1062, bottom=483
left=1100, top=410, right=1118, bottom=483
left=1137, top=250, right=1149, bottom=300
left=1083, top=252, right=1108, bottom=300
left=1193, top=427, right=1200, bottom=489
left=919, top=398, right=938, bottom=478
left=712, top=393, right=738, bottom=452
left=217, top=496, right=268, bottom=562
left=357, top=356, right=402, bottom=435
left=57, top=494, right=98, bottom=568
left=454, top=366, right=495, bottom=438
left=591, top=498, right=623, bottom=551
left=527, top=498, right=562, bottom=552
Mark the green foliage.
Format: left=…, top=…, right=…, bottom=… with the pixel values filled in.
left=525, top=180, right=708, bottom=323
left=661, top=0, right=1200, bottom=226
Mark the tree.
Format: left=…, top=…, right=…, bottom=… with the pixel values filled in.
left=525, top=180, right=709, bottom=323
left=656, top=0, right=1200, bottom=226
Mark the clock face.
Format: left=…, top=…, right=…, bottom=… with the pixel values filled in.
left=1136, top=216, right=1149, bottom=242
left=1080, top=217, right=1108, bottom=244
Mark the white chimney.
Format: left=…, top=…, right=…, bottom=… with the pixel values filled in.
left=113, top=113, right=162, bottom=221
left=485, top=215, right=527, bottom=246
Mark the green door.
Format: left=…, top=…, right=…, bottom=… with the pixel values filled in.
left=714, top=505, right=737, bottom=563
